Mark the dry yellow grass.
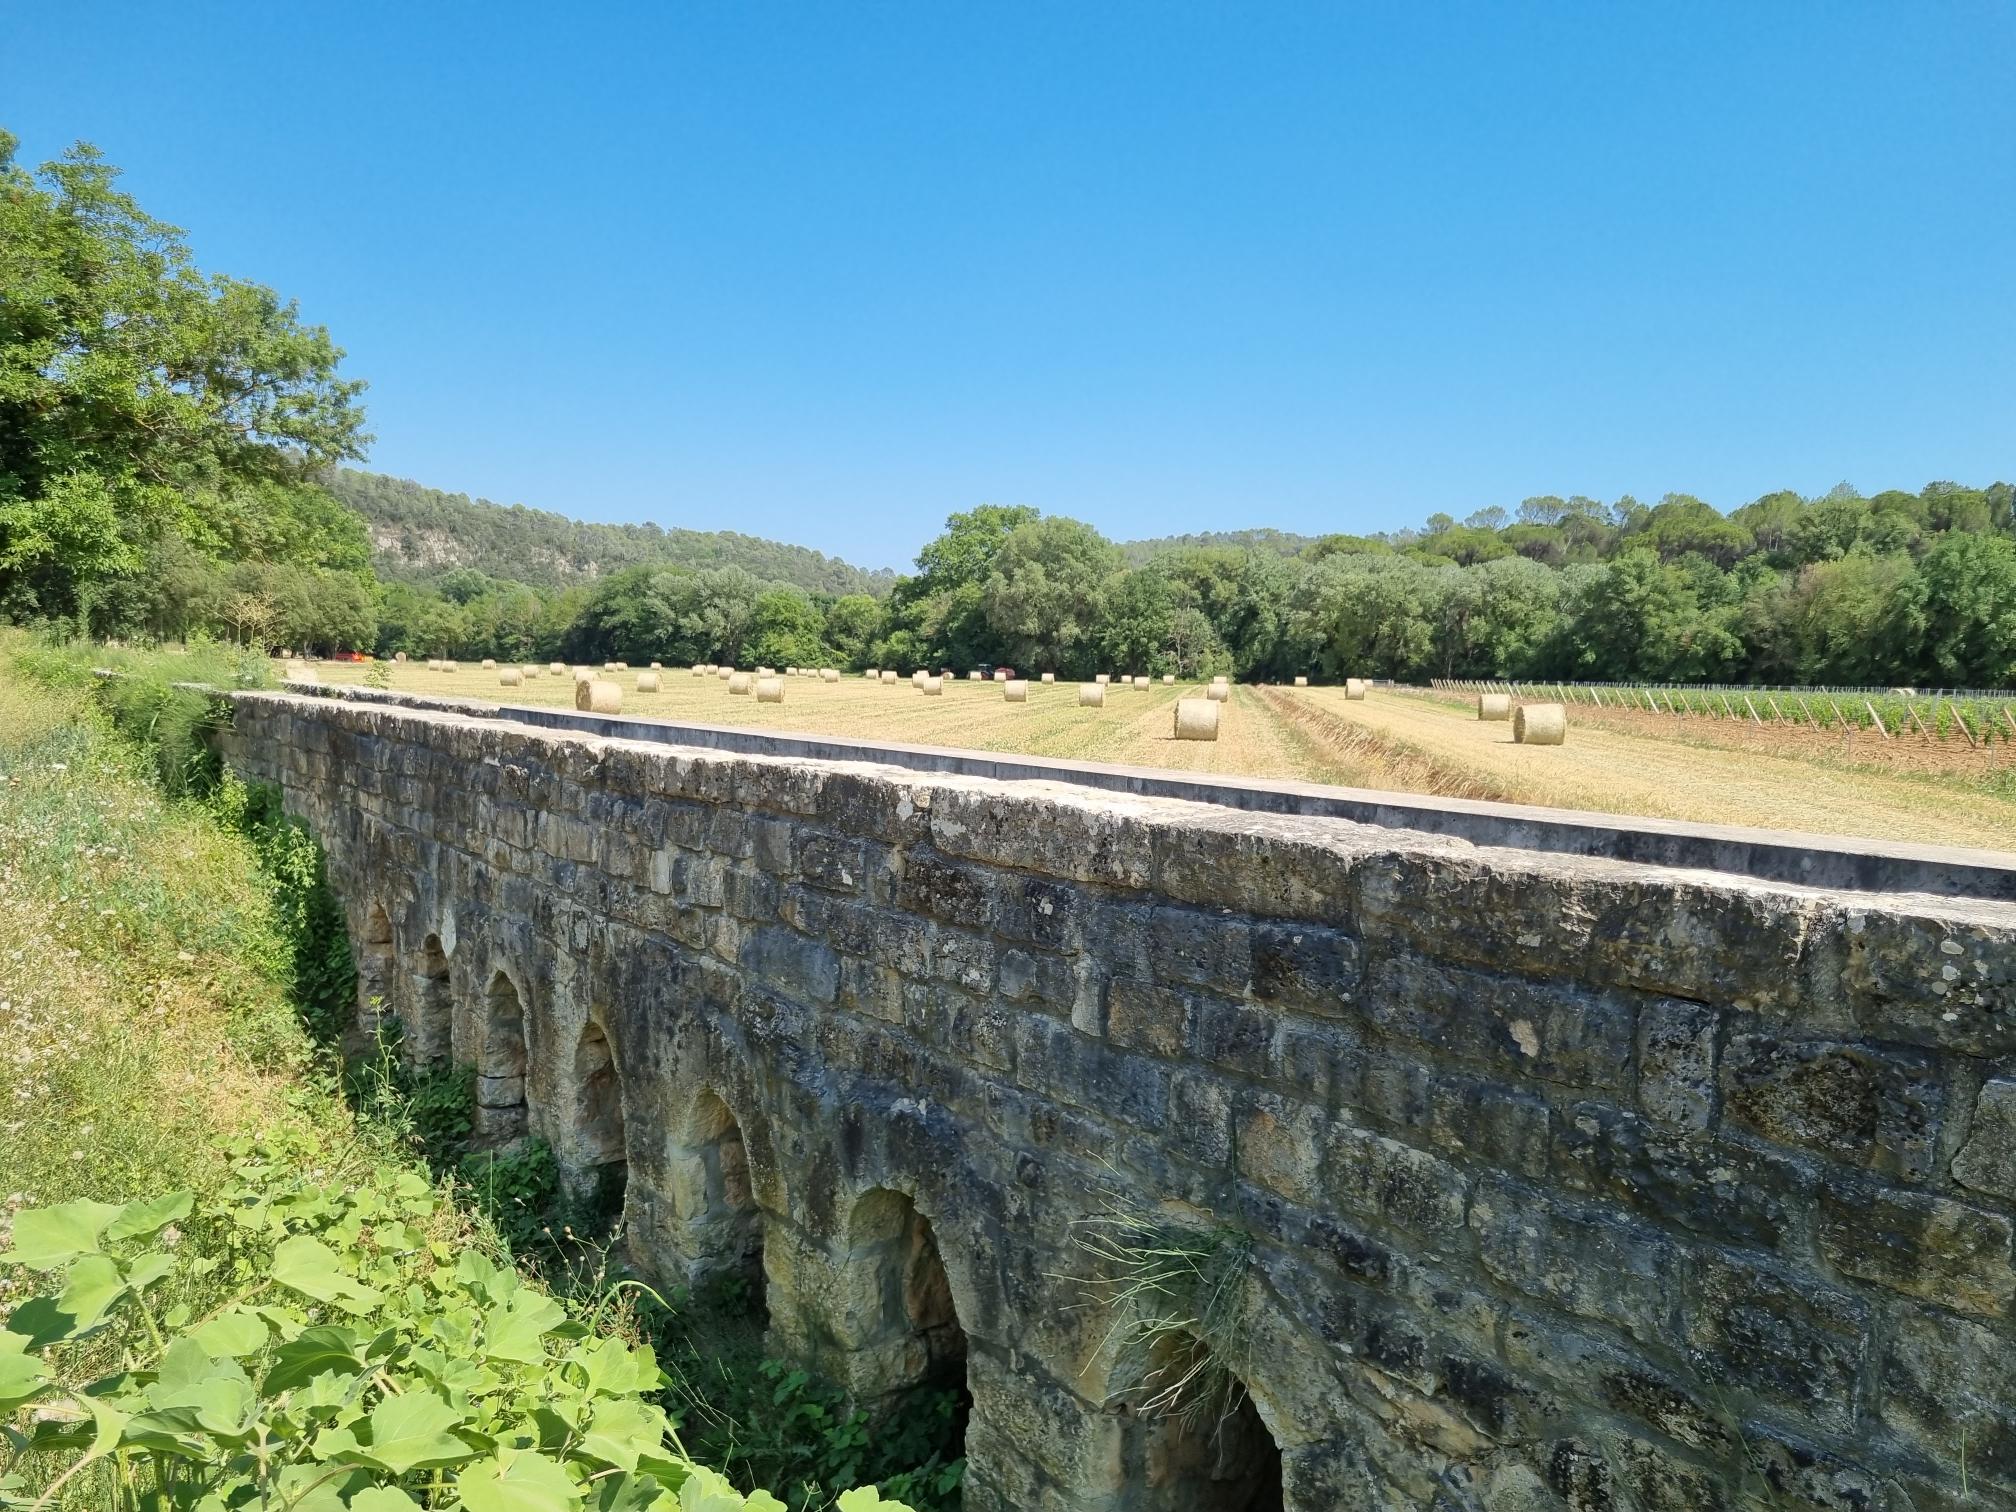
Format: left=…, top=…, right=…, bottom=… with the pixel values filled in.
left=291, top=661, right=2016, bottom=851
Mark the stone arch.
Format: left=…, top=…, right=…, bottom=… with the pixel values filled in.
left=636, top=1087, right=767, bottom=1308
left=562, top=1016, right=628, bottom=1214
left=405, top=932, right=452, bottom=1064
left=473, top=968, right=529, bottom=1144
left=355, top=902, right=395, bottom=1036
left=1127, top=1335, right=1284, bottom=1512
left=834, top=1187, right=971, bottom=1417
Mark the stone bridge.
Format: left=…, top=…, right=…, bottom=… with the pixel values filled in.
left=221, top=688, right=2016, bottom=1512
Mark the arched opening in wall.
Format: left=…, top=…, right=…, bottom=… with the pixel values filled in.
left=356, top=904, right=395, bottom=1037
left=1133, top=1335, right=1283, bottom=1512
left=568, top=1019, right=627, bottom=1222
left=473, top=970, right=528, bottom=1144
left=408, top=934, right=451, bottom=1065
left=843, top=1189, right=971, bottom=1470
left=683, top=1091, right=766, bottom=1319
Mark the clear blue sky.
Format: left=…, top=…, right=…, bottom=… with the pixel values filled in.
left=5, top=2, right=2012, bottom=571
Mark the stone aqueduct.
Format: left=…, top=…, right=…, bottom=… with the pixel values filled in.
left=221, top=687, right=2016, bottom=1512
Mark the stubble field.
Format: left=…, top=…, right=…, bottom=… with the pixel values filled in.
left=291, top=661, right=2016, bottom=852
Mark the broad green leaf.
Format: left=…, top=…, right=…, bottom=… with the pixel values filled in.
left=0, top=1333, right=49, bottom=1411
left=351, top=1489, right=425, bottom=1512
left=145, top=1373, right=257, bottom=1439
left=455, top=1446, right=584, bottom=1511
left=107, top=1190, right=193, bottom=1242
left=837, top=1490, right=914, bottom=1512
left=577, top=1397, right=667, bottom=1473
left=271, top=1235, right=384, bottom=1313
left=125, top=1250, right=177, bottom=1291
left=191, top=1308, right=269, bottom=1359
left=677, top=1466, right=782, bottom=1511
left=484, top=1290, right=568, bottom=1364
left=590, top=1472, right=671, bottom=1511
left=0, top=1198, right=123, bottom=1268
left=55, top=1253, right=127, bottom=1336
left=353, top=1390, right=469, bottom=1474
left=267, top=1461, right=357, bottom=1512
left=264, top=1326, right=368, bottom=1394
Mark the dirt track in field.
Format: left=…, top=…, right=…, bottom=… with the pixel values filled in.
left=293, top=663, right=2016, bottom=852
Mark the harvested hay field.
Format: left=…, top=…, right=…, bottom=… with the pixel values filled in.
left=288, top=661, right=2016, bottom=851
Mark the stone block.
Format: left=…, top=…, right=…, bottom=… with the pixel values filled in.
left=1472, top=1180, right=1678, bottom=1344
left=1818, top=1178, right=2015, bottom=1315
left=1953, top=1077, right=2016, bottom=1202
left=1637, top=1000, right=1718, bottom=1131
left=1250, top=920, right=1362, bottom=1016
left=1365, top=954, right=1635, bottom=1091
left=1683, top=1249, right=1868, bottom=1428
left=1722, top=1035, right=1946, bottom=1182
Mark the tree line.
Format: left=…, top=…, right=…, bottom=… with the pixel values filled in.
left=3, top=132, right=2011, bottom=689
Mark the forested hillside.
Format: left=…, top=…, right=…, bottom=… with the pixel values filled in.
left=1118, top=527, right=1316, bottom=563
left=333, top=468, right=895, bottom=596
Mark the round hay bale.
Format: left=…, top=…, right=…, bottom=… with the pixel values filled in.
left=1345, top=678, right=1368, bottom=700
left=1294, top=675, right=1309, bottom=687
left=442, top=660, right=458, bottom=673
left=498, top=668, right=522, bottom=686
left=821, top=668, right=841, bottom=682
left=969, top=670, right=983, bottom=680
left=1205, top=682, right=1230, bottom=702
left=865, top=667, right=879, bottom=679
left=1079, top=682, right=1106, bottom=707
left=728, top=672, right=753, bottom=695
left=1162, top=674, right=1174, bottom=684
left=482, top=658, right=497, bottom=669
left=524, top=664, right=541, bottom=678
left=1004, top=679, right=1028, bottom=702
left=636, top=672, right=661, bottom=692
left=786, top=666, right=798, bottom=676
left=1515, top=702, right=1567, bottom=745
left=1095, top=673, right=1111, bottom=685
left=718, top=666, right=735, bottom=680
left=921, top=676, right=944, bottom=696
left=549, top=662, right=566, bottom=676
left=615, top=661, right=629, bottom=672
left=1477, top=692, right=1512, bottom=721
left=1174, top=698, right=1220, bottom=741
left=574, top=668, right=595, bottom=685
left=756, top=677, right=784, bottom=703
left=1212, top=674, right=1228, bottom=687
left=756, top=666, right=774, bottom=677
left=993, top=668, right=1009, bottom=682
left=650, top=661, right=662, bottom=670
left=603, top=661, right=618, bottom=671
left=912, top=670, right=929, bottom=687
left=1133, top=675, right=1150, bottom=690
left=1040, top=671, right=1055, bottom=683
left=692, top=664, right=706, bottom=676
left=576, top=678, right=621, bottom=713
left=880, top=670, right=899, bottom=684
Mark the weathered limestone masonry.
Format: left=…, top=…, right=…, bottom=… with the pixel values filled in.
left=220, top=689, right=2016, bottom=1512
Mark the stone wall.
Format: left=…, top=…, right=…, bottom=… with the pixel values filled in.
left=221, top=690, right=2016, bottom=1512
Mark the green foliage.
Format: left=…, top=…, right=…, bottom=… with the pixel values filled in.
left=0, top=1145, right=895, bottom=1510
left=0, top=131, right=369, bottom=637
left=645, top=1289, right=963, bottom=1512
